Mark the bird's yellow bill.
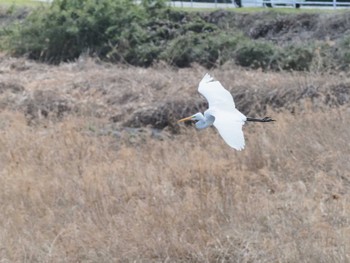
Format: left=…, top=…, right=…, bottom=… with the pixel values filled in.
left=177, top=116, right=193, bottom=123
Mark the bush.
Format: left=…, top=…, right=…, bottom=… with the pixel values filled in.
left=277, top=45, right=314, bottom=71
left=234, top=41, right=276, bottom=70
left=3, top=0, right=277, bottom=69
left=4, top=0, right=168, bottom=64
left=335, top=35, right=350, bottom=70
left=161, top=31, right=244, bottom=67
left=4, top=0, right=236, bottom=67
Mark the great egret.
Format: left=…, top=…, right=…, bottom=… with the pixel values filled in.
left=178, top=73, right=275, bottom=150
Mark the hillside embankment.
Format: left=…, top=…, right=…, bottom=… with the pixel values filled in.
left=1, top=4, right=350, bottom=262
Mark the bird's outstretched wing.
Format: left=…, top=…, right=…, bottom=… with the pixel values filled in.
left=198, top=73, right=235, bottom=109
left=211, top=109, right=246, bottom=150
left=199, top=73, right=246, bottom=150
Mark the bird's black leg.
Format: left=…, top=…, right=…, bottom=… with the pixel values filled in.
left=246, top=117, right=275, bottom=122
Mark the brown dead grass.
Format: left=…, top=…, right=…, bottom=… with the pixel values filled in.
left=0, top=56, right=350, bottom=262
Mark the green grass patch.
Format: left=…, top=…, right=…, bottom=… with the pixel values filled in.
left=0, top=0, right=49, bottom=7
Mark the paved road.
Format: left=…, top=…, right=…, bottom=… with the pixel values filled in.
left=169, top=0, right=350, bottom=8
left=33, top=0, right=350, bottom=9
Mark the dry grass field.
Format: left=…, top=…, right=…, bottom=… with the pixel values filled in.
left=1, top=54, right=350, bottom=262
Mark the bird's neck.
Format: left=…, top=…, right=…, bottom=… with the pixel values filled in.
left=196, top=113, right=205, bottom=121
left=195, top=112, right=214, bottom=129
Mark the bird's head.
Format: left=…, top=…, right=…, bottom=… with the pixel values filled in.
left=177, top=113, right=203, bottom=123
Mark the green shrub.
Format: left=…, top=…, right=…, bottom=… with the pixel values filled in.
left=278, top=45, right=314, bottom=71
left=162, top=31, right=245, bottom=68
left=4, top=0, right=231, bottom=67
left=335, top=35, right=350, bottom=70
left=4, top=0, right=168, bottom=64
left=234, top=41, right=275, bottom=70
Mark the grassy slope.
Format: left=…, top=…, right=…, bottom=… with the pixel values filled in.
left=0, top=0, right=47, bottom=7
left=0, top=57, right=350, bottom=261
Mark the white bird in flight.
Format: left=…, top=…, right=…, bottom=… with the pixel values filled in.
left=178, top=73, right=275, bottom=150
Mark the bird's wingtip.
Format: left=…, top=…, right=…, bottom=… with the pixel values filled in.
left=235, top=145, right=245, bottom=151
left=200, top=73, right=214, bottom=84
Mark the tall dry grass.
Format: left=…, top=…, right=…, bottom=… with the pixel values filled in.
left=1, top=109, right=350, bottom=262
left=0, top=57, right=350, bottom=262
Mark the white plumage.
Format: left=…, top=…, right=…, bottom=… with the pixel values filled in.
left=178, top=73, right=274, bottom=150
left=199, top=74, right=246, bottom=150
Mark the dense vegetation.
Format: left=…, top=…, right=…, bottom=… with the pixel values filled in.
left=1, top=0, right=350, bottom=71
